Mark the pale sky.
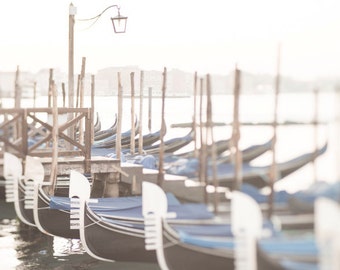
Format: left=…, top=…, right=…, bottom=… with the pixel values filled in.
left=1, top=0, right=340, bottom=80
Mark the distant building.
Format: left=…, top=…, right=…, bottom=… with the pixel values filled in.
left=0, top=66, right=332, bottom=101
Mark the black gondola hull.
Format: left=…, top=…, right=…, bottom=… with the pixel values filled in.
left=83, top=205, right=157, bottom=262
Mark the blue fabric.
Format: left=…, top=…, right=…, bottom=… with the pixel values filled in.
left=126, top=155, right=157, bottom=169
left=291, top=181, right=340, bottom=203
left=240, top=183, right=291, bottom=204
left=288, top=181, right=340, bottom=213
left=179, top=230, right=234, bottom=249
left=174, top=219, right=277, bottom=239
left=101, top=216, right=145, bottom=230
left=97, top=203, right=214, bottom=220
left=260, top=237, right=318, bottom=256
left=178, top=229, right=318, bottom=258
left=279, top=260, right=319, bottom=270
left=166, top=143, right=327, bottom=181
left=50, top=192, right=180, bottom=211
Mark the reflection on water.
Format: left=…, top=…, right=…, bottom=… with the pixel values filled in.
left=0, top=220, right=20, bottom=269
left=52, top=237, right=84, bottom=257
left=0, top=217, right=160, bottom=270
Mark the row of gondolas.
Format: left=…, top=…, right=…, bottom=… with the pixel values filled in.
left=1, top=139, right=340, bottom=270
left=91, top=115, right=329, bottom=191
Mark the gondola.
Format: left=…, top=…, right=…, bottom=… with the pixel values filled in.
left=67, top=171, right=217, bottom=262
left=122, top=125, right=167, bottom=150
left=174, top=137, right=232, bottom=159
left=29, top=157, right=212, bottom=245
left=142, top=128, right=195, bottom=155
left=92, top=116, right=140, bottom=148
left=93, top=113, right=118, bottom=141
left=21, top=155, right=82, bottom=239
left=163, top=138, right=273, bottom=171
left=142, top=182, right=321, bottom=270
left=91, top=128, right=166, bottom=158
left=167, top=142, right=327, bottom=188
left=93, top=112, right=102, bottom=134
left=76, top=112, right=101, bottom=136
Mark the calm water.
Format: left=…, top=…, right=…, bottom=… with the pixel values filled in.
left=0, top=202, right=160, bottom=269
left=0, top=91, right=338, bottom=269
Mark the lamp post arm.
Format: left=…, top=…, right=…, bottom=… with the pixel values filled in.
left=77, top=5, right=121, bottom=22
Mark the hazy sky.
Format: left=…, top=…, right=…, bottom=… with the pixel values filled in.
left=1, top=0, right=340, bottom=80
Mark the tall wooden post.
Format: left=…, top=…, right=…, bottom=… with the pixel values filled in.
left=148, top=87, right=152, bottom=133
left=313, top=88, right=319, bottom=182
left=232, top=67, right=242, bottom=191
left=33, top=81, right=37, bottom=109
left=68, top=3, right=76, bottom=146
left=50, top=81, right=59, bottom=195
left=130, top=72, right=136, bottom=155
left=206, top=74, right=219, bottom=213
left=138, top=71, right=144, bottom=154
left=14, top=65, right=21, bottom=109
left=116, top=72, right=123, bottom=161
left=199, top=78, right=206, bottom=184
left=61, top=83, right=66, bottom=107
left=268, top=43, right=281, bottom=219
left=68, top=3, right=76, bottom=109
left=157, top=68, right=167, bottom=188
left=48, top=68, right=53, bottom=107
left=336, top=88, right=340, bottom=181
left=78, top=57, right=86, bottom=145
left=198, top=77, right=208, bottom=204
left=193, top=72, right=198, bottom=158
left=91, top=75, right=95, bottom=143
left=14, top=65, right=21, bottom=140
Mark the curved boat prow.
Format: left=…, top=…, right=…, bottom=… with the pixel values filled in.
left=24, top=156, right=45, bottom=183
left=69, top=170, right=91, bottom=200
left=142, top=182, right=168, bottom=217
left=69, top=170, right=108, bottom=261
left=69, top=170, right=91, bottom=230
left=4, top=152, right=23, bottom=181
left=142, top=182, right=174, bottom=270
left=25, top=156, right=45, bottom=210
left=25, top=156, right=55, bottom=235
left=3, top=152, right=23, bottom=203
left=4, top=153, right=36, bottom=226
left=231, top=191, right=263, bottom=270
left=315, top=197, right=340, bottom=270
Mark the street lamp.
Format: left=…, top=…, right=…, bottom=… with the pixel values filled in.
left=68, top=3, right=128, bottom=109
left=67, top=3, right=127, bottom=143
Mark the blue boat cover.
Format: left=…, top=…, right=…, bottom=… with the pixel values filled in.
left=50, top=192, right=180, bottom=211
left=97, top=203, right=214, bottom=220
left=288, top=181, right=340, bottom=213
left=178, top=229, right=318, bottom=257
left=172, top=219, right=276, bottom=238
left=279, top=260, right=318, bottom=270
left=240, top=183, right=290, bottom=204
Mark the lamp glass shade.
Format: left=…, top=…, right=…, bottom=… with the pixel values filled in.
left=111, top=15, right=128, bottom=33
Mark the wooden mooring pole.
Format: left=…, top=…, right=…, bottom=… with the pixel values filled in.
left=50, top=81, right=58, bottom=195
left=232, top=66, right=242, bottom=191
left=157, top=67, right=167, bottom=188
left=268, top=43, right=281, bottom=219
left=206, top=74, right=219, bottom=213
left=130, top=72, right=136, bottom=155
left=138, top=71, right=144, bottom=154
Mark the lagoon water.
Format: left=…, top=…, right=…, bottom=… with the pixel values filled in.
left=0, top=91, right=338, bottom=269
